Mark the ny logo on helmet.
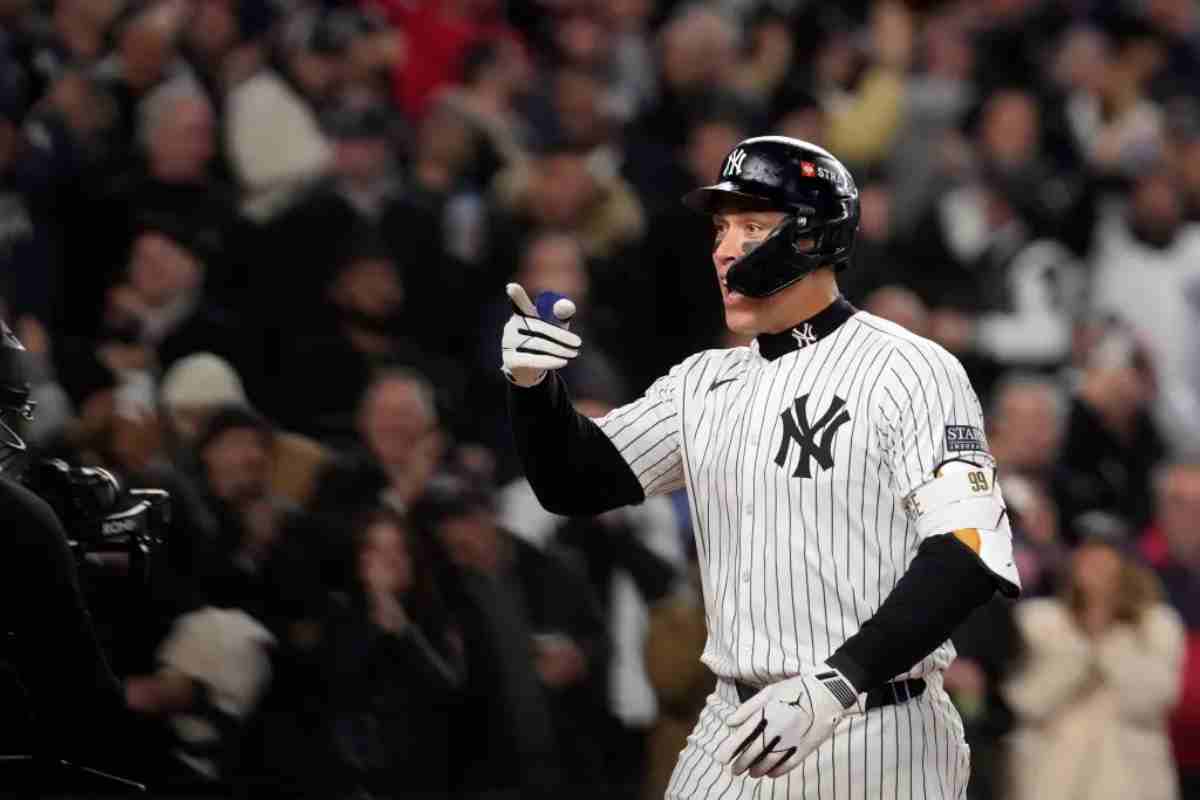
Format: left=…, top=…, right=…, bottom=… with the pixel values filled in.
left=723, top=149, right=748, bottom=177
left=775, top=394, right=850, bottom=479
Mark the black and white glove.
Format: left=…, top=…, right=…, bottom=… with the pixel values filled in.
left=715, top=665, right=863, bottom=779
left=501, top=282, right=580, bottom=387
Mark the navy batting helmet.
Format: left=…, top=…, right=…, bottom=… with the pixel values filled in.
left=682, top=136, right=860, bottom=298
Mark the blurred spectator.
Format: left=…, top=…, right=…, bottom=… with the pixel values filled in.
left=387, top=103, right=490, bottom=286
left=491, top=140, right=646, bottom=378
left=124, top=605, right=276, bottom=789
left=89, top=0, right=193, bottom=175
left=190, top=406, right=313, bottom=613
left=602, top=0, right=657, bottom=122
left=493, top=140, right=645, bottom=262
left=721, top=9, right=794, bottom=108
left=1145, top=0, right=1200, bottom=98
left=1140, top=462, right=1200, bottom=797
left=968, top=0, right=1064, bottom=101
left=323, top=100, right=403, bottom=221
left=322, top=508, right=464, bottom=798
left=0, top=66, right=58, bottom=327
left=272, top=238, right=459, bottom=440
left=770, top=86, right=826, bottom=146
left=820, top=1, right=914, bottom=171
left=224, top=14, right=336, bottom=223
left=637, top=4, right=740, bottom=149
left=975, top=85, right=1095, bottom=254
left=100, top=80, right=246, bottom=312
left=319, top=7, right=402, bottom=103
left=842, top=181, right=910, bottom=304
left=1090, top=164, right=1200, bottom=456
left=1047, top=23, right=1112, bottom=167
left=179, top=0, right=276, bottom=99
left=1003, top=536, right=1184, bottom=800
left=987, top=373, right=1068, bottom=485
left=158, top=353, right=329, bottom=508
left=310, top=368, right=445, bottom=518
left=20, top=0, right=123, bottom=99
left=434, top=36, right=531, bottom=173
left=411, top=472, right=609, bottom=798
left=1003, top=474, right=1069, bottom=598
left=100, top=224, right=241, bottom=373
left=903, top=93, right=1084, bottom=390
left=1055, top=322, right=1164, bottom=531
left=885, top=11, right=975, bottom=234
left=552, top=62, right=617, bottom=151
left=1164, top=97, right=1200, bottom=223
left=862, top=285, right=930, bottom=337
left=1062, top=21, right=1166, bottom=178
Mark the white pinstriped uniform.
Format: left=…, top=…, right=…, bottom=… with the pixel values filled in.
left=593, top=309, right=988, bottom=799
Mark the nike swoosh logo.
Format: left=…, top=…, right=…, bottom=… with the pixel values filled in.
left=708, top=377, right=738, bottom=393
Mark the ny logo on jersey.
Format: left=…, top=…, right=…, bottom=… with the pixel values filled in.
left=723, top=148, right=748, bottom=177
left=791, top=324, right=817, bottom=349
left=774, top=394, right=851, bottom=478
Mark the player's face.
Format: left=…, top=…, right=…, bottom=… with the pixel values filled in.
left=712, top=210, right=793, bottom=334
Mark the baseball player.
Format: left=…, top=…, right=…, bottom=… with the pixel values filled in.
left=501, top=136, right=1021, bottom=798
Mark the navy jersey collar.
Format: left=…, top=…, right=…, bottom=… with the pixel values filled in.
left=754, top=296, right=858, bottom=361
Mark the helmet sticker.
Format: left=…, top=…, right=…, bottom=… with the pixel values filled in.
left=724, top=148, right=748, bottom=177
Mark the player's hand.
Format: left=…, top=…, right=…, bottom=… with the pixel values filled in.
left=715, top=665, right=862, bottom=779
left=501, top=282, right=580, bottom=387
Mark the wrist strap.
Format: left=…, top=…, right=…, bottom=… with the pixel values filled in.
left=814, top=669, right=859, bottom=710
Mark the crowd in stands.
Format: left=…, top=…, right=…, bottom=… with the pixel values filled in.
left=0, top=0, right=1196, bottom=797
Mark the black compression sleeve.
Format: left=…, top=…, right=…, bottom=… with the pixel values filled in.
left=825, top=533, right=999, bottom=693
left=508, top=373, right=646, bottom=516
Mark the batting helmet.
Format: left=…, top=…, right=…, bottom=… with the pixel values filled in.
left=682, top=136, right=860, bottom=298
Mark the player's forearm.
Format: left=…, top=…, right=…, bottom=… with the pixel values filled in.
left=508, top=373, right=645, bottom=515
left=825, top=534, right=1001, bottom=693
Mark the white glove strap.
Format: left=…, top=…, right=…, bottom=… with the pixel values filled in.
left=814, top=668, right=862, bottom=713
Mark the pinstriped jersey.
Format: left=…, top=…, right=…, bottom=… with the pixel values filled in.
left=594, top=305, right=994, bottom=687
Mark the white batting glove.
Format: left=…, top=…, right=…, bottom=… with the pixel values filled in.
left=501, top=282, right=580, bottom=387
left=715, top=665, right=862, bottom=780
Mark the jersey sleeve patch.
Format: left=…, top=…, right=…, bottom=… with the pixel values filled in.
left=944, top=425, right=988, bottom=453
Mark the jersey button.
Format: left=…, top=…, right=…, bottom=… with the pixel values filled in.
left=743, top=502, right=753, bottom=515
left=741, top=571, right=751, bottom=582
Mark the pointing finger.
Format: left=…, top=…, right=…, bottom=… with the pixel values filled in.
left=506, top=283, right=538, bottom=316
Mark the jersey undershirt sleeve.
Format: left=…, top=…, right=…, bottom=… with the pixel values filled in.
left=508, top=361, right=685, bottom=516
left=509, top=373, right=646, bottom=516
